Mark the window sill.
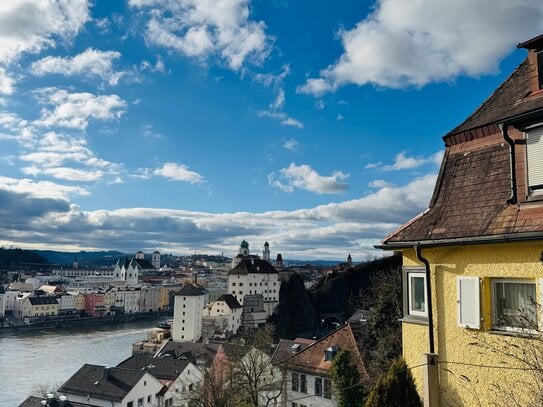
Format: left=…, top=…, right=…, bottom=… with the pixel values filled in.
left=488, top=329, right=541, bottom=339
left=400, top=315, right=428, bottom=326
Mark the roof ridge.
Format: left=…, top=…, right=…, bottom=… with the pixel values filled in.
left=445, top=58, right=527, bottom=137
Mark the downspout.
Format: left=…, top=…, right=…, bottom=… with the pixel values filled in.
left=499, top=121, right=517, bottom=204
left=415, top=244, right=434, bottom=354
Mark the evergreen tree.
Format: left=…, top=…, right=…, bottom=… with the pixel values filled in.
left=330, top=350, right=365, bottom=407
left=365, top=358, right=422, bottom=407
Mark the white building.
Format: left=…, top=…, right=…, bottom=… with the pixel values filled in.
left=228, top=243, right=279, bottom=317
left=112, top=287, right=141, bottom=313
left=0, top=287, right=5, bottom=318
left=152, top=250, right=161, bottom=269
left=172, top=284, right=207, bottom=342
left=4, top=290, right=18, bottom=312
left=57, top=293, right=76, bottom=312
left=59, top=364, right=165, bottom=407
left=204, top=294, right=243, bottom=337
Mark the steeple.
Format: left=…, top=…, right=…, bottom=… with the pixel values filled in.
left=347, top=254, right=352, bottom=265
left=263, top=241, right=270, bottom=262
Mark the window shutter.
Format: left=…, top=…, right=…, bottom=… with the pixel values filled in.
left=527, top=127, right=543, bottom=191
left=457, top=277, right=480, bottom=329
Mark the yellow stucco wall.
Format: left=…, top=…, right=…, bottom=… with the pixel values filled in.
left=400, top=241, right=543, bottom=406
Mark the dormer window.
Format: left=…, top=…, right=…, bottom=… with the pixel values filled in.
left=526, top=126, right=543, bottom=197
left=324, top=346, right=339, bottom=361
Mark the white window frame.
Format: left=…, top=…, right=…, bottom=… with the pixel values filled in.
left=408, top=271, right=427, bottom=317
left=491, top=279, right=537, bottom=333
left=525, top=125, right=543, bottom=197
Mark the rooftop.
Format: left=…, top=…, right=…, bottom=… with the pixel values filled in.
left=229, top=257, right=278, bottom=275
left=216, top=293, right=242, bottom=309
left=116, top=355, right=191, bottom=380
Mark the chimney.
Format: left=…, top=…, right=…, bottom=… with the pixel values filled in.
left=518, top=34, right=543, bottom=92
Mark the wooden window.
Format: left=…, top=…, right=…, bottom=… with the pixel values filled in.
left=314, top=377, right=323, bottom=396
left=291, top=372, right=299, bottom=391
left=457, top=277, right=480, bottom=329
left=300, top=374, right=307, bottom=393
left=526, top=126, right=543, bottom=196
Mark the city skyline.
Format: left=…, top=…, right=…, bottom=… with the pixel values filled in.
left=1, top=0, right=542, bottom=259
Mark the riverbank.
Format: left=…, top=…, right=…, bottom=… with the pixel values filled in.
left=0, top=311, right=172, bottom=331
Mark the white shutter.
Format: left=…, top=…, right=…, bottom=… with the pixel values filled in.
left=457, top=277, right=480, bottom=329
left=527, top=127, right=543, bottom=191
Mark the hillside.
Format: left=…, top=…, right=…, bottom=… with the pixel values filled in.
left=0, top=248, right=49, bottom=270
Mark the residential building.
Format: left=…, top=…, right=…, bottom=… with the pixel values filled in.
left=273, top=324, right=365, bottom=407
left=140, top=285, right=161, bottom=312
left=158, top=284, right=183, bottom=311
left=57, top=293, right=77, bottom=315
left=203, top=294, right=243, bottom=337
left=58, top=364, right=165, bottom=407
left=171, top=284, right=207, bottom=342
left=117, top=355, right=202, bottom=407
left=84, top=291, right=106, bottom=317
left=19, top=296, right=60, bottom=318
left=378, top=33, right=543, bottom=406
left=0, top=286, right=5, bottom=318
left=112, top=287, right=141, bottom=313
left=67, top=291, right=86, bottom=312
left=5, top=289, right=18, bottom=312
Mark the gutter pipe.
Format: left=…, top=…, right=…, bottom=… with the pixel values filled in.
left=415, top=244, right=435, bottom=354
left=499, top=121, right=517, bottom=204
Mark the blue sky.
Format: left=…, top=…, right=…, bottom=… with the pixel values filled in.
left=0, top=0, right=542, bottom=260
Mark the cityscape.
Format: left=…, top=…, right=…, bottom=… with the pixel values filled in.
left=2, top=1, right=543, bottom=406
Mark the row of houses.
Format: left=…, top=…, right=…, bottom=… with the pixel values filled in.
left=2, top=284, right=185, bottom=320
left=21, top=323, right=362, bottom=407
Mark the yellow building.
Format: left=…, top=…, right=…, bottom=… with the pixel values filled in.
left=380, top=34, right=543, bottom=406
left=68, top=291, right=86, bottom=311
left=158, top=284, right=183, bottom=310
left=22, top=296, right=59, bottom=318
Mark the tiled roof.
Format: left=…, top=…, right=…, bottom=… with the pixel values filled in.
left=271, top=339, right=312, bottom=365
left=217, top=294, right=242, bottom=309
left=447, top=59, right=543, bottom=137
left=158, top=341, right=251, bottom=366
left=228, top=258, right=278, bottom=275
left=277, top=324, right=366, bottom=377
left=116, top=355, right=190, bottom=380
left=132, top=258, right=156, bottom=269
left=175, top=284, right=207, bottom=296
left=58, top=364, right=146, bottom=402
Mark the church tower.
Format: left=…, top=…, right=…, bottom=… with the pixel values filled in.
left=152, top=250, right=161, bottom=269
left=347, top=254, right=352, bottom=265
left=275, top=253, right=283, bottom=270
left=263, top=241, right=270, bottom=262
left=239, top=240, right=250, bottom=256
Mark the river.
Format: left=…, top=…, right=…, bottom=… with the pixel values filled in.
left=0, top=320, right=160, bottom=407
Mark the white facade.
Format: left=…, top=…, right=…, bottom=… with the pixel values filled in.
left=172, top=288, right=206, bottom=342
left=13, top=292, right=31, bottom=319
left=58, top=293, right=76, bottom=310
left=113, top=288, right=141, bottom=313
left=285, top=371, right=335, bottom=407
left=163, top=362, right=203, bottom=407
left=204, top=299, right=242, bottom=335
left=228, top=271, right=279, bottom=316
left=52, top=268, right=114, bottom=278
left=62, top=371, right=163, bottom=407
left=152, top=251, right=161, bottom=269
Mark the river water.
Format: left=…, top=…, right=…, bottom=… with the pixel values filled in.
left=0, top=320, right=160, bottom=407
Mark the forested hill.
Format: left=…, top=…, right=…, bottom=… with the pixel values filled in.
left=309, top=253, right=402, bottom=318
left=0, top=248, right=49, bottom=269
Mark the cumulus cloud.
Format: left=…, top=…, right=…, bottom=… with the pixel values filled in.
left=0, top=0, right=90, bottom=64
left=258, top=111, right=304, bottom=128
left=34, top=88, right=127, bottom=130
left=367, top=150, right=443, bottom=171
left=0, top=173, right=437, bottom=259
left=129, top=0, right=272, bottom=71
left=31, top=48, right=124, bottom=86
left=269, top=163, right=349, bottom=194
left=154, top=162, right=204, bottom=184
left=298, top=0, right=543, bottom=95
left=0, top=175, right=88, bottom=200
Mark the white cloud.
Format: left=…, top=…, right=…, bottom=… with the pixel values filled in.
left=368, top=179, right=392, bottom=188
left=0, top=1, right=90, bottom=64
left=367, top=150, right=444, bottom=171
left=22, top=166, right=103, bottom=182
left=0, top=175, right=88, bottom=200
left=34, top=88, right=127, bottom=130
left=258, top=110, right=304, bottom=128
left=269, top=163, right=349, bottom=194
left=298, top=0, right=543, bottom=95
left=336, top=113, right=344, bottom=121
left=0, top=173, right=437, bottom=259
left=129, top=0, right=272, bottom=71
left=282, top=138, right=300, bottom=151
left=0, top=67, right=15, bottom=95
left=154, top=162, right=203, bottom=184
left=31, top=48, right=124, bottom=86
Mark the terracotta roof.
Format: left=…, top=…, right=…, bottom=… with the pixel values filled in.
left=116, top=355, right=190, bottom=380
left=447, top=59, right=543, bottom=137
left=229, top=258, right=278, bottom=275
left=58, top=364, right=147, bottom=402
left=158, top=340, right=251, bottom=366
left=277, top=324, right=366, bottom=378
left=271, top=339, right=312, bottom=365
left=217, top=294, right=242, bottom=309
